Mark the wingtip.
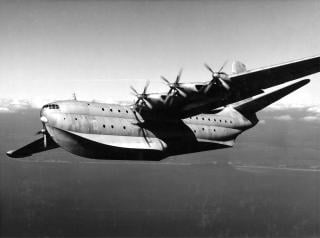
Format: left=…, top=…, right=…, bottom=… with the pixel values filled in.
left=6, top=150, right=30, bottom=158
left=6, top=150, right=14, bottom=158
left=297, top=78, right=310, bottom=86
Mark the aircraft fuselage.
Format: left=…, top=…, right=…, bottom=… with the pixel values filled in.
left=41, top=100, right=256, bottom=160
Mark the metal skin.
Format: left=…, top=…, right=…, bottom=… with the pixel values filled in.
left=40, top=100, right=256, bottom=160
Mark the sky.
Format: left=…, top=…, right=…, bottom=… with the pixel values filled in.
left=0, top=0, right=320, bottom=107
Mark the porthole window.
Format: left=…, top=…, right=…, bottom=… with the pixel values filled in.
left=102, top=108, right=105, bottom=111
left=196, top=117, right=198, bottom=120
left=230, top=121, right=232, bottom=124
left=118, top=109, right=121, bottom=113
left=225, top=120, right=227, bottom=123
left=202, top=118, right=204, bottom=120
left=208, top=118, right=210, bottom=121
left=103, top=124, right=106, bottom=128
left=111, top=125, right=114, bottom=129
left=214, top=129, right=216, bottom=132
left=64, top=118, right=66, bottom=120
left=87, top=103, right=90, bottom=106
left=193, top=130, right=196, bottom=133
left=75, top=118, right=77, bottom=120
left=202, top=128, right=204, bottom=131
left=123, top=126, right=126, bottom=129
left=214, top=119, right=216, bottom=122
left=110, top=109, right=113, bottom=112
left=126, top=110, right=128, bottom=113
left=219, top=120, right=222, bottom=122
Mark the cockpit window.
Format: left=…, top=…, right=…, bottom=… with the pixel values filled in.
left=43, top=104, right=59, bottom=109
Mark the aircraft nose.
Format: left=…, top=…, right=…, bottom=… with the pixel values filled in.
left=40, top=105, right=49, bottom=123
left=40, top=115, right=48, bottom=123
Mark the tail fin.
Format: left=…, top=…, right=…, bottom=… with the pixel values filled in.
left=233, top=79, right=310, bottom=115
left=232, top=61, right=247, bottom=74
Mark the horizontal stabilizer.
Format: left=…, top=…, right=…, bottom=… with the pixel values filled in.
left=234, top=79, right=310, bottom=114
left=6, top=136, right=58, bottom=158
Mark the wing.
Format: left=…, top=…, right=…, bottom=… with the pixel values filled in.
left=6, top=136, right=59, bottom=158
left=229, top=55, right=320, bottom=93
left=136, top=55, right=320, bottom=119
left=179, top=55, right=320, bottom=116
left=233, top=79, right=310, bottom=115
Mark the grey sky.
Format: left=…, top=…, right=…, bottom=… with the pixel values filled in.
left=0, top=0, right=320, bottom=105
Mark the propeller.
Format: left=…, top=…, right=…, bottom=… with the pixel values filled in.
left=161, top=69, right=187, bottom=105
left=130, top=80, right=153, bottom=111
left=204, top=61, right=231, bottom=94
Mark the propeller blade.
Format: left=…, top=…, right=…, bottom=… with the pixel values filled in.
left=161, top=76, right=171, bottom=85
left=164, top=94, right=172, bottom=105
left=203, top=81, right=213, bottom=94
left=142, top=98, right=153, bottom=109
left=218, top=60, right=228, bottom=73
left=218, top=78, right=230, bottom=90
left=176, top=87, right=187, bottom=97
left=175, top=68, right=183, bottom=84
left=142, top=128, right=150, bottom=146
left=43, top=134, right=47, bottom=148
left=204, top=63, right=214, bottom=74
left=130, top=86, right=139, bottom=96
left=143, top=80, right=150, bottom=95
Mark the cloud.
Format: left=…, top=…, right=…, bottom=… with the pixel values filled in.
left=258, top=120, right=266, bottom=124
left=0, top=98, right=46, bottom=113
left=302, top=116, right=320, bottom=122
left=273, top=115, right=293, bottom=121
left=0, top=97, right=132, bottom=113
left=267, top=103, right=314, bottom=111
left=0, top=107, right=12, bottom=113
left=307, top=106, right=320, bottom=114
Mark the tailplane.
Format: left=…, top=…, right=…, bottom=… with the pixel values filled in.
left=233, top=79, right=310, bottom=115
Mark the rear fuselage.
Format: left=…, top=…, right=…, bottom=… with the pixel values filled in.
left=41, top=100, right=257, bottom=160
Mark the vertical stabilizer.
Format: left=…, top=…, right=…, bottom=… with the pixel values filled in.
left=232, top=61, right=247, bottom=74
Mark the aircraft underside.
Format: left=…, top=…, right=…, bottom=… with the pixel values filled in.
left=46, top=124, right=234, bottom=160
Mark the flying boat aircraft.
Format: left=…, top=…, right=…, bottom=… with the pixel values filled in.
left=6, top=55, right=320, bottom=160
